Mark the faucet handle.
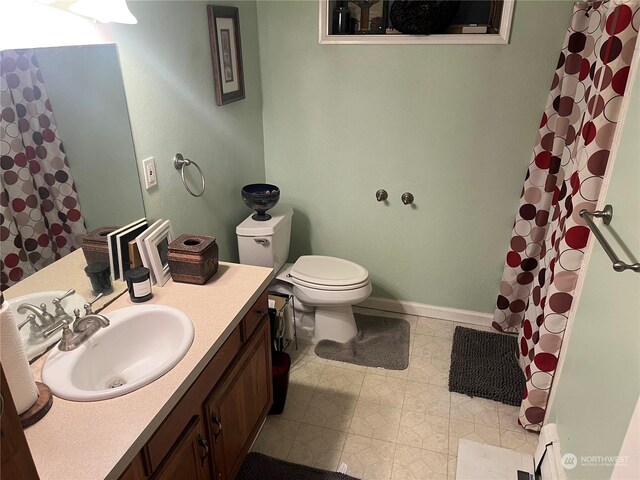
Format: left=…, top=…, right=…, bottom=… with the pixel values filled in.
left=53, top=289, right=76, bottom=317
left=57, top=289, right=75, bottom=302
left=42, top=318, right=71, bottom=339
left=17, top=314, right=37, bottom=330
left=84, top=293, right=104, bottom=315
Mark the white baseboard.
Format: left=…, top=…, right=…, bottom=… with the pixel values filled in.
left=359, top=296, right=494, bottom=327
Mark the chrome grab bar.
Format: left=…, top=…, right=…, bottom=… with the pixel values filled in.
left=580, top=205, right=640, bottom=273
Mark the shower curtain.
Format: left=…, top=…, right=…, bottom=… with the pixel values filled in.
left=1, top=49, right=86, bottom=291
left=493, top=1, right=639, bottom=432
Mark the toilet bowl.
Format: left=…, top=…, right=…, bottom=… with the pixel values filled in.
left=288, top=255, right=372, bottom=343
left=236, top=205, right=372, bottom=343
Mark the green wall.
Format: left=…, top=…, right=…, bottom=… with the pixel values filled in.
left=257, top=0, right=572, bottom=312
left=110, top=1, right=265, bottom=262
left=546, top=70, right=640, bottom=479
left=36, top=45, right=145, bottom=231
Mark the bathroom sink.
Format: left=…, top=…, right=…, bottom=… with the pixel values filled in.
left=7, top=290, right=87, bottom=360
left=42, top=305, right=194, bottom=401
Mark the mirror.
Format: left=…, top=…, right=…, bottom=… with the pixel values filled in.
left=1, top=43, right=146, bottom=230
left=33, top=44, right=145, bottom=230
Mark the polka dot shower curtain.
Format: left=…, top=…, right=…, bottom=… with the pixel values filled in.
left=1, top=49, right=86, bottom=291
left=492, top=1, right=639, bottom=432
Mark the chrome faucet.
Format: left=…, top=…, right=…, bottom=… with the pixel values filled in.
left=16, top=303, right=56, bottom=327
left=16, top=290, right=78, bottom=343
left=43, top=309, right=110, bottom=352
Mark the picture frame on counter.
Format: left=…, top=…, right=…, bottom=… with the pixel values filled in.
left=116, top=219, right=148, bottom=281
left=106, top=217, right=146, bottom=281
left=143, top=220, right=174, bottom=287
left=136, top=219, right=163, bottom=285
left=207, top=5, right=245, bottom=106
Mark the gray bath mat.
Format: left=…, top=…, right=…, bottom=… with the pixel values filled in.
left=449, top=326, right=525, bottom=406
left=314, top=313, right=410, bottom=370
left=236, top=453, right=359, bottom=480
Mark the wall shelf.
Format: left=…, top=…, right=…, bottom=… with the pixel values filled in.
left=319, top=0, right=515, bottom=45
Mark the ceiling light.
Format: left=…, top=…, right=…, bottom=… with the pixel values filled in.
left=69, top=0, right=137, bottom=24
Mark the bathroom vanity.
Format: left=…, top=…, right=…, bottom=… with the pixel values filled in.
left=4, top=250, right=274, bottom=480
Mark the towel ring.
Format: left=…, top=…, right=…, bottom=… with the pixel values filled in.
left=174, top=153, right=205, bottom=197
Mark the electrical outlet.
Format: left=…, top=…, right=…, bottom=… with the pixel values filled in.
left=142, top=157, right=157, bottom=189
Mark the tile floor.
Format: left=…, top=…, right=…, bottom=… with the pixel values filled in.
left=251, top=307, right=539, bottom=480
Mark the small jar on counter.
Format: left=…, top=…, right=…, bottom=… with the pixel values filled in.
left=84, top=262, right=113, bottom=296
left=124, top=267, right=153, bottom=303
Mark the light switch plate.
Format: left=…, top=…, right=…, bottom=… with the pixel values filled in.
left=142, top=157, right=157, bottom=189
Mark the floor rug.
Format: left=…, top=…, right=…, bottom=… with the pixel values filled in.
left=314, top=314, right=410, bottom=370
left=449, top=326, right=526, bottom=406
left=236, top=453, right=359, bottom=480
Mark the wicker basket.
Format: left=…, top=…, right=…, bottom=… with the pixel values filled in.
left=167, top=234, right=219, bottom=285
left=81, top=226, right=120, bottom=266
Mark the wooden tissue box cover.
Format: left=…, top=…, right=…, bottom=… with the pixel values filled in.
left=167, top=234, right=219, bottom=285
left=81, top=226, right=120, bottom=266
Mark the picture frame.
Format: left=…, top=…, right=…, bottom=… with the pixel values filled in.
left=207, top=5, right=245, bottom=106
left=116, top=219, right=148, bottom=280
left=143, top=220, right=174, bottom=287
left=136, top=219, right=163, bottom=285
left=107, top=217, right=146, bottom=281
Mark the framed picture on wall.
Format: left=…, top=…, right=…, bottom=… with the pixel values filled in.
left=207, top=5, right=245, bottom=105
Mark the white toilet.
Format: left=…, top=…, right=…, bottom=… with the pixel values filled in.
left=236, top=205, right=371, bottom=343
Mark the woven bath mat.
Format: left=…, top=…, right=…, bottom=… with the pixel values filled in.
left=449, top=326, right=526, bottom=406
left=314, top=313, right=410, bottom=370
left=236, top=453, right=359, bottom=480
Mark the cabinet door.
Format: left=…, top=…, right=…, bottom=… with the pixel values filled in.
left=206, top=318, right=272, bottom=480
left=118, top=454, right=146, bottom=480
left=152, top=417, right=210, bottom=480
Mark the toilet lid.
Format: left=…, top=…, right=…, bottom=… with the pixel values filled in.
left=290, top=256, right=369, bottom=288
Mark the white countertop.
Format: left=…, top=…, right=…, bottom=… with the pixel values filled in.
left=3, top=250, right=129, bottom=311
left=6, top=252, right=272, bottom=480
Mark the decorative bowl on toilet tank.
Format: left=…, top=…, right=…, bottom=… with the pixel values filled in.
left=241, top=184, right=280, bottom=221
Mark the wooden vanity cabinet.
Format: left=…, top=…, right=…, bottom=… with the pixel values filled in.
left=118, top=454, right=145, bottom=480
left=121, top=291, right=271, bottom=480
left=205, top=315, right=272, bottom=480
left=151, top=417, right=209, bottom=480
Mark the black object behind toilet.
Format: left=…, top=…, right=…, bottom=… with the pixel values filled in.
left=268, top=307, right=291, bottom=416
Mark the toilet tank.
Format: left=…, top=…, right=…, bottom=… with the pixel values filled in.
left=236, top=204, right=293, bottom=272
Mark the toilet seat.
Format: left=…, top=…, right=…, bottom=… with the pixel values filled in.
left=293, top=281, right=372, bottom=307
left=290, top=255, right=369, bottom=290
left=290, top=276, right=370, bottom=291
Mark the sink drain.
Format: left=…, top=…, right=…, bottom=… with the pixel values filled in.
left=107, top=378, right=126, bottom=389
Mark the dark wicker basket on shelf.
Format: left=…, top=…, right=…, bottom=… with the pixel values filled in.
left=390, top=0, right=461, bottom=35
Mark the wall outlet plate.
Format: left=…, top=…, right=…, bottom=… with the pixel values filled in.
left=142, top=157, right=157, bottom=189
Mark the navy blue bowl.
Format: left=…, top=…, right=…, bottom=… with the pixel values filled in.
left=241, top=184, right=280, bottom=221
